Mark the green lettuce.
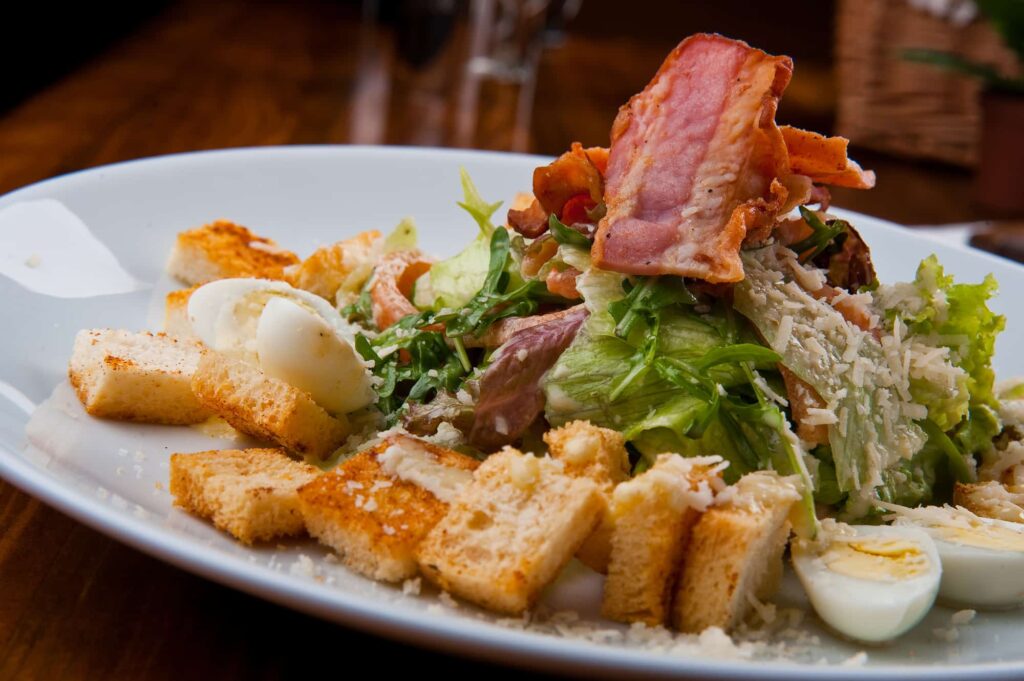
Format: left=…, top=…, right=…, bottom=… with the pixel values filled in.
left=417, top=169, right=524, bottom=310
left=890, top=256, right=1005, bottom=453
left=734, top=250, right=927, bottom=494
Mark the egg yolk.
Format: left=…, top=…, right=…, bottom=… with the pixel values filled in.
left=936, top=524, right=1024, bottom=552
left=822, top=537, right=930, bottom=582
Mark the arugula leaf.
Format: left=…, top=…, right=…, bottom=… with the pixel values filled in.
left=792, top=206, right=848, bottom=262
left=549, top=214, right=592, bottom=248
left=608, top=276, right=697, bottom=339
left=436, top=228, right=553, bottom=339
left=691, top=344, right=781, bottom=371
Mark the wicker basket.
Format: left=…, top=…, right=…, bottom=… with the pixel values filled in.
left=836, top=0, right=1019, bottom=167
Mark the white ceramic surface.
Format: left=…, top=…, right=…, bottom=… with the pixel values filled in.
left=1, top=146, right=1023, bottom=680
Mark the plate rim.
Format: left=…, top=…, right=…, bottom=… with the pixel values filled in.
left=2, top=144, right=1023, bottom=680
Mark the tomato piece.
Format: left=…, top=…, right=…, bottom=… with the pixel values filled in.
left=560, top=192, right=596, bottom=226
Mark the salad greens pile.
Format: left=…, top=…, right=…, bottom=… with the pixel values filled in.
left=345, top=173, right=556, bottom=426
left=346, top=170, right=1009, bottom=522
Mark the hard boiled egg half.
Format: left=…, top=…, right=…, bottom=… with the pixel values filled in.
left=791, top=522, right=941, bottom=643
left=187, top=278, right=376, bottom=415
left=887, top=503, right=1024, bottom=609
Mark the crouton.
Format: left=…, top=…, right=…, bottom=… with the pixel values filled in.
left=955, top=481, right=1024, bottom=524
left=672, top=471, right=800, bottom=633
left=166, top=220, right=299, bottom=285
left=164, top=285, right=200, bottom=340
left=170, top=448, right=319, bottom=544
left=544, top=420, right=631, bottom=573
left=416, top=448, right=604, bottom=615
left=601, top=454, right=725, bottom=626
left=287, top=229, right=380, bottom=301
left=68, top=329, right=211, bottom=424
left=191, top=351, right=349, bottom=459
left=298, top=435, right=479, bottom=582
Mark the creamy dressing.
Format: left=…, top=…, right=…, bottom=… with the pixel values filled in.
left=377, top=439, right=472, bottom=502
left=0, top=199, right=141, bottom=297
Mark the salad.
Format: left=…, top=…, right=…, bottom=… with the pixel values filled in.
left=65, top=33, right=1024, bottom=648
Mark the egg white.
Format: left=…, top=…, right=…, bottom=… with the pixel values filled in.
left=256, top=296, right=375, bottom=415
left=186, top=278, right=374, bottom=414
left=791, top=524, right=941, bottom=643
left=891, top=508, right=1024, bottom=609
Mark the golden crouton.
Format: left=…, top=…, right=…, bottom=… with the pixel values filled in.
left=298, top=435, right=479, bottom=582
left=166, top=220, right=299, bottom=285
left=170, top=448, right=320, bottom=544
left=68, top=329, right=211, bottom=424
left=163, top=286, right=200, bottom=340
left=191, top=351, right=349, bottom=459
left=955, top=481, right=1024, bottom=523
left=416, top=448, right=604, bottom=615
left=287, top=229, right=380, bottom=301
left=544, top=420, right=631, bottom=573
left=601, top=454, right=725, bottom=626
left=672, top=471, right=800, bottom=633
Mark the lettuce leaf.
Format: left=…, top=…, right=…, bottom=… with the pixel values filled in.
left=734, top=249, right=926, bottom=494
left=878, top=256, right=1005, bottom=455
left=418, top=169, right=512, bottom=311
left=382, top=217, right=419, bottom=252
left=545, top=299, right=779, bottom=475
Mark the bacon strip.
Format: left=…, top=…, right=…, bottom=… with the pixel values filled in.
left=781, top=126, right=876, bottom=190
left=469, top=306, right=588, bottom=450
left=592, top=34, right=794, bottom=283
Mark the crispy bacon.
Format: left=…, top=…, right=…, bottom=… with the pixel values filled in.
left=507, top=194, right=549, bottom=238
left=778, top=365, right=830, bottom=446
left=469, top=306, right=589, bottom=450
left=532, top=142, right=606, bottom=218
left=592, top=34, right=794, bottom=282
left=822, top=224, right=876, bottom=292
left=780, top=126, right=876, bottom=190
left=774, top=215, right=876, bottom=293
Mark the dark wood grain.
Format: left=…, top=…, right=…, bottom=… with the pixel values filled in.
left=0, top=0, right=991, bottom=678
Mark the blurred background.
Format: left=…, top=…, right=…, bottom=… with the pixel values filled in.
left=1, top=0, right=1021, bottom=236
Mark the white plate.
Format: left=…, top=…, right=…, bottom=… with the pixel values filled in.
left=1, top=146, right=1023, bottom=680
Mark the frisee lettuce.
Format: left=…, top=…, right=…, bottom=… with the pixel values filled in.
left=418, top=169, right=525, bottom=310
left=895, top=256, right=1006, bottom=453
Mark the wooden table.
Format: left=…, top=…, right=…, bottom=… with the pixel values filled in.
left=0, top=1, right=986, bottom=678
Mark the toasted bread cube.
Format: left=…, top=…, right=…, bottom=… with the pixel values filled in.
left=68, top=329, right=211, bottom=424
left=298, top=435, right=479, bottom=582
left=544, top=420, right=631, bottom=573
left=955, top=481, right=1024, bottom=524
left=287, top=229, right=380, bottom=301
left=163, top=285, right=200, bottom=340
left=672, top=471, right=800, bottom=633
left=170, top=448, right=319, bottom=544
left=602, top=454, right=724, bottom=626
left=416, top=448, right=604, bottom=615
left=166, top=220, right=299, bottom=285
left=191, top=352, right=349, bottom=459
